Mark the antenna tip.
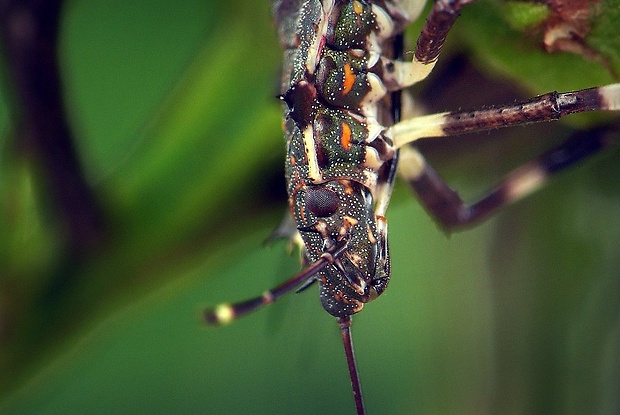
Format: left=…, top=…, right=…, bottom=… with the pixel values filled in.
left=204, top=304, right=235, bottom=326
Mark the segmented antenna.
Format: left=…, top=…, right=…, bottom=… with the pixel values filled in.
left=204, top=243, right=348, bottom=325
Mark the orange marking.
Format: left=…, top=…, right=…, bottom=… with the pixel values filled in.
left=342, top=63, right=355, bottom=95
left=337, top=179, right=355, bottom=195
left=353, top=1, right=363, bottom=15
left=340, top=121, right=352, bottom=150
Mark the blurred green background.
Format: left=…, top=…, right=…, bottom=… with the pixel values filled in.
left=1, top=0, right=619, bottom=414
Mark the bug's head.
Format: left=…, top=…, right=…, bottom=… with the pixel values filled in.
left=293, top=179, right=390, bottom=317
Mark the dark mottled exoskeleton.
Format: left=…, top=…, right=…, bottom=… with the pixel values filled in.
left=205, top=1, right=620, bottom=413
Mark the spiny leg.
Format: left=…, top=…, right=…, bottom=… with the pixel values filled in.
left=399, top=124, right=617, bottom=230
left=204, top=243, right=348, bottom=325
left=338, top=316, right=365, bottom=415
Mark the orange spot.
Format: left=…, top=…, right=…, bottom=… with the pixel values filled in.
left=353, top=1, right=363, bottom=15
left=342, top=63, right=355, bottom=95
left=340, top=121, right=352, bottom=150
left=337, top=179, right=355, bottom=195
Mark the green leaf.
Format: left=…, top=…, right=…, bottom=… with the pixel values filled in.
left=456, top=0, right=620, bottom=92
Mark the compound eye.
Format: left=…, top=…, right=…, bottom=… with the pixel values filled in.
left=305, top=186, right=339, bottom=217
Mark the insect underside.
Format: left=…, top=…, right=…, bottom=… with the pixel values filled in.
left=205, top=0, right=620, bottom=414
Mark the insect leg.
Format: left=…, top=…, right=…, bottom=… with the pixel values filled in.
left=398, top=125, right=616, bottom=230
left=388, top=84, right=620, bottom=149
left=382, top=0, right=476, bottom=89
left=387, top=84, right=619, bottom=229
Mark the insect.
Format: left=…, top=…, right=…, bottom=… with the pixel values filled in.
left=205, top=0, right=620, bottom=413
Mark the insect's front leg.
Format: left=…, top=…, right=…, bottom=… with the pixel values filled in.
left=381, top=0, right=476, bottom=90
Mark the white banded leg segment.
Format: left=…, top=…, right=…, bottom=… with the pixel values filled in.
left=398, top=126, right=615, bottom=230
left=386, top=112, right=449, bottom=148
left=503, top=164, right=547, bottom=203
left=600, top=83, right=620, bottom=110
left=397, top=146, right=427, bottom=181
left=377, top=0, right=476, bottom=90
left=389, top=84, right=620, bottom=150
left=395, top=0, right=430, bottom=24
left=379, top=57, right=438, bottom=90
left=487, top=127, right=614, bottom=214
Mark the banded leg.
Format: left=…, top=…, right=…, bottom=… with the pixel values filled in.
left=390, top=84, right=619, bottom=229
left=383, top=0, right=475, bottom=89
left=399, top=125, right=616, bottom=230
left=387, top=84, right=620, bottom=148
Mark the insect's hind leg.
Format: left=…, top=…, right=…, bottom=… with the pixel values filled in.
left=398, top=126, right=617, bottom=231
